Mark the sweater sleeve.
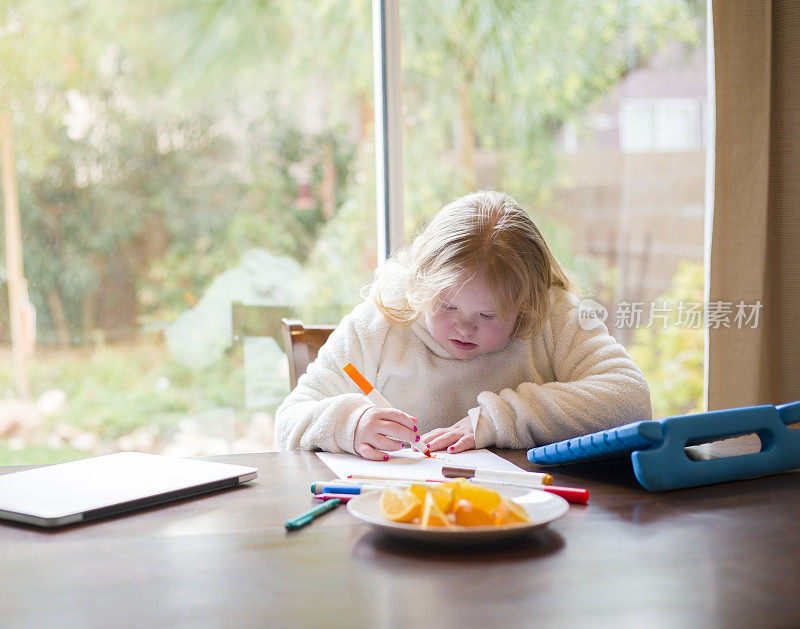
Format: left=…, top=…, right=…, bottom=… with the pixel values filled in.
left=274, top=302, right=387, bottom=454
left=474, top=289, right=652, bottom=449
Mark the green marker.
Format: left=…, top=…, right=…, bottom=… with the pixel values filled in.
left=285, top=498, right=342, bottom=531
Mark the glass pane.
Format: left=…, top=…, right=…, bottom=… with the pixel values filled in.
left=1, top=0, right=374, bottom=464
left=620, top=101, right=655, bottom=152
left=654, top=99, right=700, bottom=151
left=399, top=1, right=707, bottom=420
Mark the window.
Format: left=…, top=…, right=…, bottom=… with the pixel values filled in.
left=3, top=1, right=709, bottom=464
left=397, top=1, right=707, bottom=420
left=620, top=98, right=702, bottom=152
left=1, top=1, right=374, bottom=464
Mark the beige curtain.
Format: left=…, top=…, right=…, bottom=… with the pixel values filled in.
left=709, top=0, right=800, bottom=409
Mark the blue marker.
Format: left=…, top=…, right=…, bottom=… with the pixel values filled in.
left=310, top=481, right=409, bottom=495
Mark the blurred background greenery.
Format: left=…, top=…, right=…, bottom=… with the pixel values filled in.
left=0, top=0, right=705, bottom=465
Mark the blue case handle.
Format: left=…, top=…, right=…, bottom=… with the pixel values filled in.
left=632, top=404, right=800, bottom=491
left=776, top=400, right=800, bottom=425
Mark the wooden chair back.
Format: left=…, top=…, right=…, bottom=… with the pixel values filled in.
left=280, top=318, right=336, bottom=390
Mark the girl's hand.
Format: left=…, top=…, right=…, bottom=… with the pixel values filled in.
left=354, top=407, right=420, bottom=461
left=421, top=417, right=475, bottom=454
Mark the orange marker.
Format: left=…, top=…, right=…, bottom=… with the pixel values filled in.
left=343, top=362, right=431, bottom=457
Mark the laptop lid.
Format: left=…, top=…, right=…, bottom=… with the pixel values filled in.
left=0, top=451, right=258, bottom=528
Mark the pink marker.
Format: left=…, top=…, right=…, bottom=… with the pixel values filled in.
left=313, top=493, right=356, bottom=503
left=348, top=475, right=443, bottom=482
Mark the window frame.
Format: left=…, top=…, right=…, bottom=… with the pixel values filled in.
left=372, top=0, right=404, bottom=261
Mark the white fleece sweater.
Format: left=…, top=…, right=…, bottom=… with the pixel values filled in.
left=275, top=287, right=652, bottom=454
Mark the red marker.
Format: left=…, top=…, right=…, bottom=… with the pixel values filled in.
left=452, top=477, right=589, bottom=505
left=541, top=485, right=589, bottom=505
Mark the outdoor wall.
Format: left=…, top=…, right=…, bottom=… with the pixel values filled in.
left=554, top=149, right=705, bottom=305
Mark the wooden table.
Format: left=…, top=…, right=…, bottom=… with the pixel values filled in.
left=2, top=440, right=799, bottom=628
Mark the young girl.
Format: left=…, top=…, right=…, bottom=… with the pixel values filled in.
left=275, top=191, right=652, bottom=460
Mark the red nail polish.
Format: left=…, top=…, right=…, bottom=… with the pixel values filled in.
left=415, top=435, right=420, bottom=442
left=414, top=425, right=418, bottom=432
left=383, top=454, right=389, bottom=461
left=448, top=446, right=454, bottom=451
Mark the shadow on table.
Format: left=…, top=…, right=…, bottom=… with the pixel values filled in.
left=0, top=482, right=255, bottom=535
left=542, top=457, right=800, bottom=527
left=621, top=470, right=800, bottom=524
left=529, top=457, right=642, bottom=490
left=350, top=526, right=565, bottom=564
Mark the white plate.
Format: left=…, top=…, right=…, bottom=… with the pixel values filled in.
left=347, top=486, right=568, bottom=545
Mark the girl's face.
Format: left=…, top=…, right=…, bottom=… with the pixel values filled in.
left=424, top=274, right=516, bottom=359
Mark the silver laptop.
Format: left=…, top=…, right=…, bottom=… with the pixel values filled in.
left=0, top=451, right=257, bottom=528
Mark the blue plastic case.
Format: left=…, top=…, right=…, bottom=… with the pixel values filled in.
left=527, top=401, right=800, bottom=491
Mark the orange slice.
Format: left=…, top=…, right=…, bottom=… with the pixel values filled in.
left=453, top=498, right=495, bottom=526
left=379, top=488, right=422, bottom=523
left=445, top=477, right=469, bottom=502
left=493, top=498, right=531, bottom=525
left=420, top=492, right=453, bottom=528
left=453, top=483, right=502, bottom=514
left=408, top=484, right=454, bottom=513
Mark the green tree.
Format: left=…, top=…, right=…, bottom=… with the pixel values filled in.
left=302, top=0, right=702, bottom=313
left=2, top=0, right=703, bottom=341
left=400, top=0, right=701, bottom=211
left=629, top=261, right=704, bottom=419
left=2, top=1, right=363, bottom=339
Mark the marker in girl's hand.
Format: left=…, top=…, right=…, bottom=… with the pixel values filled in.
left=343, top=362, right=431, bottom=457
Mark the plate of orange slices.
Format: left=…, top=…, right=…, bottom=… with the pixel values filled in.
left=346, top=479, right=568, bottom=544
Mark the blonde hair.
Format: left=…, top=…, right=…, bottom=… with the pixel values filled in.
left=370, top=191, right=574, bottom=339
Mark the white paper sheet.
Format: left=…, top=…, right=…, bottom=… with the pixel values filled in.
left=316, top=448, right=524, bottom=481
